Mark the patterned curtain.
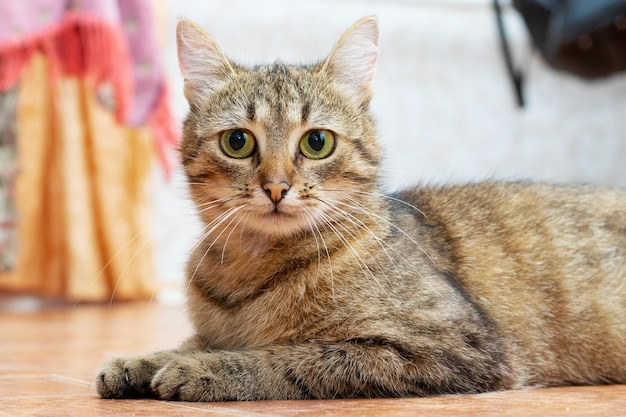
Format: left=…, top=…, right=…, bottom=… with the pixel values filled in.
left=0, top=88, right=18, bottom=272
left=0, top=1, right=178, bottom=302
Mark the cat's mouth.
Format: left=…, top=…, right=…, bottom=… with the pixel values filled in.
left=263, top=207, right=295, bottom=219
left=244, top=205, right=307, bottom=236
left=262, top=198, right=298, bottom=216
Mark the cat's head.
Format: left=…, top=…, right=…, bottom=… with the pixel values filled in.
left=177, top=17, right=382, bottom=238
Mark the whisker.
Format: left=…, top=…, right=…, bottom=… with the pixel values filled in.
left=319, top=201, right=410, bottom=292
left=325, top=188, right=427, bottom=218
left=301, top=208, right=322, bottom=274
left=72, top=187, right=236, bottom=305
left=324, top=196, right=436, bottom=265
left=319, top=195, right=446, bottom=300
left=312, top=206, right=398, bottom=307
left=108, top=233, right=155, bottom=305
left=186, top=205, right=246, bottom=291
left=302, top=206, right=334, bottom=299
left=220, top=209, right=250, bottom=264
left=195, top=196, right=234, bottom=209
left=71, top=229, right=149, bottom=306
left=186, top=198, right=241, bottom=255
left=319, top=200, right=406, bottom=285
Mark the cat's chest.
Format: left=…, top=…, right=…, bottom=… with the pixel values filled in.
left=184, top=224, right=403, bottom=349
left=185, top=243, right=378, bottom=349
left=186, top=273, right=337, bottom=349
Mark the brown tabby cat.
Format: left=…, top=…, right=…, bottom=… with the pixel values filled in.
left=96, top=17, right=626, bottom=401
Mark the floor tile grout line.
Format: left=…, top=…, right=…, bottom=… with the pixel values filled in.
left=2, top=392, right=294, bottom=417
left=0, top=373, right=94, bottom=386
left=49, top=374, right=94, bottom=387
left=0, top=393, right=98, bottom=401
left=170, top=402, right=278, bottom=417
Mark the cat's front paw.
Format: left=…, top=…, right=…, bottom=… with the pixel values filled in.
left=151, top=355, right=230, bottom=402
left=96, top=357, right=158, bottom=399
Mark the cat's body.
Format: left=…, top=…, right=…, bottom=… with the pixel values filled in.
left=97, top=17, right=626, bottom=401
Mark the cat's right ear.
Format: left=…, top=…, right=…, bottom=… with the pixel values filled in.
left=176, top=19, right=234, bottom=105
left=322, top=17, right=379, bottom=107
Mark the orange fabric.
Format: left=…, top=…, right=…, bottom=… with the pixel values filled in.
left=0, top=6, right=179, bottom=175
left=0, top=13, right=132, bottom=123
left=0, top=55, right=156, bottom=301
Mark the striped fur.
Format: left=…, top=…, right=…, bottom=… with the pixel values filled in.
left=97, top=17, right=626, bottom=402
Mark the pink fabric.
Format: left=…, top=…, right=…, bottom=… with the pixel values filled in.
left=0, top=0, right=169, bottom=128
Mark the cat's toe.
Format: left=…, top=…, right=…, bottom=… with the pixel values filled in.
left=97, top=358, right=133, bottom=399
left=96, top=357, right=157, bottom=399
left=152, top=358, right=224, bottom=402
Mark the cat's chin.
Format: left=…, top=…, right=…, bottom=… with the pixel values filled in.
left=245, top=212, right=308, bottom=238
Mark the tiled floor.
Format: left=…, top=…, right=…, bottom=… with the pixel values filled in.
left=2, top=299, right=626, bottom=417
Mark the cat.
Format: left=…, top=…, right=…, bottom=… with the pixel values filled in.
left=96, top=16, right=626, bottom=401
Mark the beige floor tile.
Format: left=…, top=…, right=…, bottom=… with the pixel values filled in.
left=2, top=301, right=626, bottom=416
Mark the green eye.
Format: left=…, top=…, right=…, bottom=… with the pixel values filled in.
left=220, top=129, right=256, bottom=158
left=299, top=130, right=335, bottom=159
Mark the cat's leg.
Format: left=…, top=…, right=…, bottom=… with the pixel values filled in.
left=150, top=339, right=509, bottom=401
left=96, top=336, right=233, bottom=399
left=96, top=336, right=204, bottom=399
left=97, top=349, right=182, bottom=399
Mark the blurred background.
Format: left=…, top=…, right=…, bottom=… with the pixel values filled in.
left=156, top=0, right=626, bottom=300
left=1, top=0, right=625, bottom=307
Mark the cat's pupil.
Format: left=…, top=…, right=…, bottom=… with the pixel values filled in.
left=308, top=131, right=325, bottom=152
left=229, top=130, right=246, bottom=151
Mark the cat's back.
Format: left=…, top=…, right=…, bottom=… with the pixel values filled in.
left=396, top=182, right=626, bottom=277
left=394, top=181, right=626, bottom=314
left=392, top=182, right=626, bottom=386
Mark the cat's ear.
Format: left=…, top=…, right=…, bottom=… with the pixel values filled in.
left=322, top=17, right=379, bottom=107
left=176, top=18, right=234, bottom=105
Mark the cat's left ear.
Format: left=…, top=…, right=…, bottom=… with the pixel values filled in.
left=176, top=18, right=234, bottom=105
left=322, top=17, right=379, bottom=107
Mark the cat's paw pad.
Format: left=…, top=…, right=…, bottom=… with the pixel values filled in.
left=151, top=357, right=227, bottom=402
left=96, top=357, right=158, bottom=399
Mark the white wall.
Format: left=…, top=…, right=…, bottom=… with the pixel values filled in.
left=153, top=0, right=626, bottom=295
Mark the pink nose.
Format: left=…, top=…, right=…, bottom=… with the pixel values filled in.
left=262, top=181, right=290, bottom=204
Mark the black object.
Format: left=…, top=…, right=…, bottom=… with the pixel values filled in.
left=494, top=0, right=626, bottom=107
